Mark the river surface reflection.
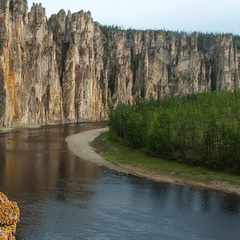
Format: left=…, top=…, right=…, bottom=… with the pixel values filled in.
left=0, top=123, right=240, bottom=240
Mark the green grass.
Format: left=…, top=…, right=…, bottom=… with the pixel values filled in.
left=91, top=131, right=240, bottom=187
left=10, top=126, right=25, bottom=133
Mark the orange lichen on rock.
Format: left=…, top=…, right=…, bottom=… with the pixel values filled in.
left=7, top=69, right=19, bottom=118
left=0, top=192, right=20, bottom=240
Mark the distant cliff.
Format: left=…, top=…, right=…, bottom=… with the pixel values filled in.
left=0, top=0, right=240, bottom=127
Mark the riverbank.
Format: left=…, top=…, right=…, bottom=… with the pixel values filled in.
left=66, top=128, right=240, bottom=196
left=0, top=124, right=41, bottom=133
left=65, top=128, right=128, bottom=173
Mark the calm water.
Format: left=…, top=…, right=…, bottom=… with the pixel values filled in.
left=0, top=123, right=240, bottom=240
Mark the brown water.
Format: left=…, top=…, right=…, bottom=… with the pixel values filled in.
left=0, top=123, right=240, bottom=240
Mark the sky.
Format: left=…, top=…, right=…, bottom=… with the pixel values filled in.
left=28, top=0, right=240, bottom=35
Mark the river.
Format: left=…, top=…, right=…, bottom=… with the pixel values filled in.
left=0, top=123, right=240, bottom=240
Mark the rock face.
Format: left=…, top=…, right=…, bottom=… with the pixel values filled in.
left=0, top=0, right=240, bottom=127
left=0, top=192, right=20, bottom=240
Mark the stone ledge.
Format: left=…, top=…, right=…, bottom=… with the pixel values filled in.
left=0, top=193, right=20, bottom=240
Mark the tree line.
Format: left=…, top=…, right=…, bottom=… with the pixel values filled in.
left=108, top=92, right=240, bottom=175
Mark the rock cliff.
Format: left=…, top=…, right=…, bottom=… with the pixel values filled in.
left=0, top=0, right=240, bottom=127
left=0, top=192, right=20, bottom=240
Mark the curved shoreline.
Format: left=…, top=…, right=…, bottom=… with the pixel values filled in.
left=65, top=127, right=128, bottom=173
left=66, top=128, right=240, bottom=196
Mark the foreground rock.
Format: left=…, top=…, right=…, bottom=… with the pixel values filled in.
left=0, top=193, right=20, bottom=240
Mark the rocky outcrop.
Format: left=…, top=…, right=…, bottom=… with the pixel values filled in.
left=0, top=192, right=20, bottom=240
left=0, top=0, right=240, bottom=127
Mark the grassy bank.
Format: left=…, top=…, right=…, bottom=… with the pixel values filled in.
left=91, top=131, right=240, bottom=194
left=108, top=92, right=240, bottom=174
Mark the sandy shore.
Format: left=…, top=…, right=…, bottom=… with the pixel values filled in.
left=65, top=127, right=128, bottom=173
left=66, top=128, right=240, bottom=196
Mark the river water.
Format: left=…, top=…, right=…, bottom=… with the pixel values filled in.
left=0, top=123, right=240, bottom=240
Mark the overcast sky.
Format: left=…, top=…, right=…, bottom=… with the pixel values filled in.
left=28, top=0, right=240, bottom=34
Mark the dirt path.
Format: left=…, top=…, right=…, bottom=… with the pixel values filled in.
left=66, top=128, right=240, bottom=196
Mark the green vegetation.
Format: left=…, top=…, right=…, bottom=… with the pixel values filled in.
left=108, top=91, right=240, bottom=175
left=233, top=35, right=240, bottom=51
left=0, top=103, right=4, bottom=130
left=197, top=32, right=219, bottom=51
left=10, top=126, right=25, bottom=133
left=100, top=24, right=124, bottom=37
left=91, top=131, right=240, bottom=187
left=0, top=102, right=4, bottom=116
